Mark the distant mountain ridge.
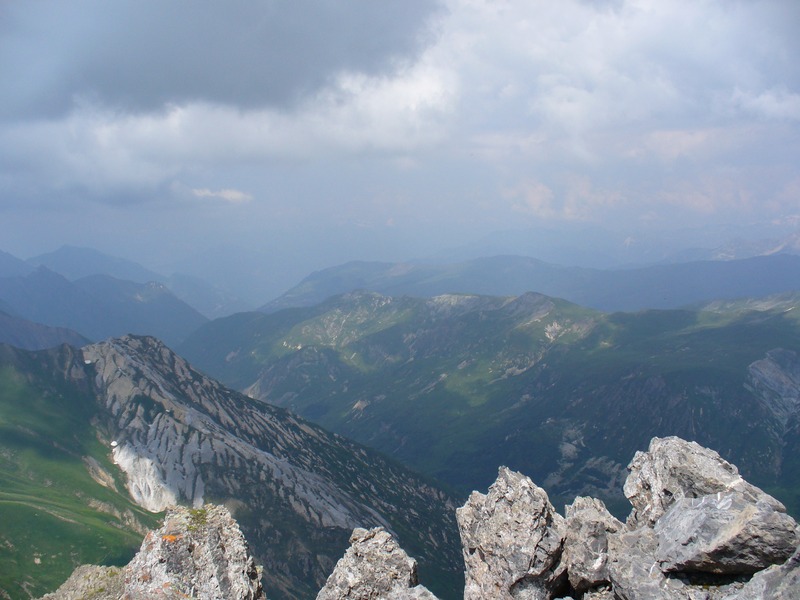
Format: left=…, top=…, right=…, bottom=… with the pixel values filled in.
left=182, top=290, right=800, bottom=517
left=29, top=245, right=163, bottom=283
left=0, top=267, right=207, bottom=345
left=261, top=254, right=800, bottom=313
left=0, top=310, right=88, bottom=350
left=0, top=249, right=34, bottom=278
left=27, top=245, right=252, bottom=319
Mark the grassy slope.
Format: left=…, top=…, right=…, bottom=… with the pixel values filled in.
left=180, top=293, right=800, bottom=517
left=0, top=348, right=157, bottom=599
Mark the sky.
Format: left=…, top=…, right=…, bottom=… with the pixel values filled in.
left=1, top=0, right=799, bottom=301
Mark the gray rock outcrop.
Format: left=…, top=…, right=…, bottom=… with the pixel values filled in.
left=39, top=565, right=123, bottom=600
left=446, top=437, right=800, bottom=600
left=39, top=504, right=264, bottom=600
left=723, top=546, right=800, bottom=600
left=316, top=527, right=437, bottom=600
left=561, top=497, right=621, bottom=593
left=123, top=504, right=264, bottom=599
left=654, top=491, right=799, bottom=574
left=623, top=437, right=784, bottom=528
left=456, top=467, right=566, bottom=600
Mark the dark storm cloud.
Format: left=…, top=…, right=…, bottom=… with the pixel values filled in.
left=0, top=0, right=798, bottom=269
left=1, top=0, right=442, bottom=119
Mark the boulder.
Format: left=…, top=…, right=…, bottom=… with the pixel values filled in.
left=623, top=437, right=785, bottom=528
left=39, top=565, right=123, bottom=600
left=607, top=527, right=694, bottom=600
left=316, top=527, right=438, bottom=600
left=722, top=546, right=800, bottom=599
left=123, top=504, right=264, bottom=599
left=456, top=467, right=566, bottom=600
left=561, top=496, right=622, bottom=592
left=40, top=504, right=264, bottom=600
left=655, top=492, right=800, bottom=574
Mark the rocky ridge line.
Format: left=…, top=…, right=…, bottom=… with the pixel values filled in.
left=79, top=335, right=461, bottom=598
left=320, top=436, right=800, bottom=600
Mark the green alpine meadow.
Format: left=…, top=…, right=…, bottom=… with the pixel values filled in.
left=0, top=344, right=157, bottom=598
left=181, top=290, right=800, bottom=517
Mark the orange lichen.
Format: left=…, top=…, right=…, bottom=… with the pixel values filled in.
left=161, top=534, right=182, bottom=543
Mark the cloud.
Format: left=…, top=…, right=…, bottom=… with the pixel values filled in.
left=191, top=188, right=252, bottom=204
left=732, top=87, right=800, bottom=121
left=510, top=177, right=626, bottom=221
left=0, top=0, right=798, bottom=237
left=0, top=0, right=442, bottom=120
left=0, top=54, right=457, bottom=202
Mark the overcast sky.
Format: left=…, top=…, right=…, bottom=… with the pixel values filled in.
left=1, top=0, right=799, bottom=299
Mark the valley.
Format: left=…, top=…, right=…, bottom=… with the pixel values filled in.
left=181, top=290, right=800, bottom=517
left=1, top=244, right=799, bottom=598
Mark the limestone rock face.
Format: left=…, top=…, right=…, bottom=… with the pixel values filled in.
left=723, top=546, right=800, bottom=600
left=562, top=497, right=622, bottom=592
left=316, top=527, right=437, bottom=600
left=607, top=528, right=691, bottom=600
left=123, top=504, right=264, bottom=600
left=456, top=467, right=566, bottom=600
left=81, top=335, right=462, bottom=599
left=38, top=504, right=264, bottom=600
left=38, top=565, right=123, bottom=600
left=623, top=436, right=784, bottom=528
left=654, top=492, right=800, bottom=574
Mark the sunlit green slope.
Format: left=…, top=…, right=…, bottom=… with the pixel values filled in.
left=181, top=291, right=800, bottom=516
left=0, top=344, right=157, bottom=599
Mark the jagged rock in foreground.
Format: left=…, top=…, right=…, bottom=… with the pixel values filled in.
left=41, top=504, right=264, bottom=600
left=623, top=436, right=786, bottom=528
left=456, top=467, right=567, bottom=600
left=316, top=527, right=437, bottom=600
left=561, top=497, right=622, bottom=594
left=654, top=491, right=799, bottom=575
left=722, top=546, right=800, bottom=600
left=124, top=504, right=264, bottom=599
left=43, top=436, right=800, bottom=599
left=365, top=436, right=797, bottom=600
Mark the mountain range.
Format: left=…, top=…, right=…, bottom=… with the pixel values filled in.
left=181, top=290, right=800, bottom=518
left=261, top=253, right=800, bottom=314
left=0, top=310, right=89, bottom=350
left=0, top=336, right=461, bottom=599
left=29, top=245, right=252, bottom=319
left=2, top=238, right=800, bottom=598
left=0, top=268, right=207, bottom=346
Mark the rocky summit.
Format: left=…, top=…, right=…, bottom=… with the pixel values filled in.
left=321, top=436, right=799, bottom=600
